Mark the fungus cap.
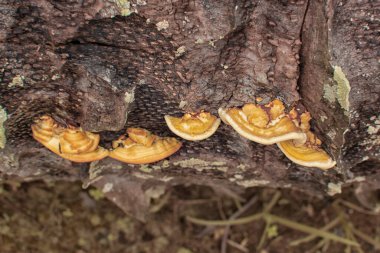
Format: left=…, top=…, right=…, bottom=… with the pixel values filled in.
left=165, top=112, right=221, bottom=141
left=59, top=127, right=100, bottom=154
left=277, top=112, right=336, bottom=170
left=277, top=140, right=336, bottom=170
left=31, top=116, right=63, bottom=142
left=109, top=128, right=182, bottom=164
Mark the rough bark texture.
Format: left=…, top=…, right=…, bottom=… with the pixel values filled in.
left=0, top=0, right=379, bottom=219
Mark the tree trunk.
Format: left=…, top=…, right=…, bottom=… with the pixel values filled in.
left=0, top=0, right=379, bottom=220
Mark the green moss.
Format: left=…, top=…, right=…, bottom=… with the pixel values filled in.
left=0, top=106, right=7, bottom=149
left=89, top=188, right=105, bottom=201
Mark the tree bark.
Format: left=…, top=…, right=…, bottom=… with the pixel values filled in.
left=0, top=0, right=379, bottom=219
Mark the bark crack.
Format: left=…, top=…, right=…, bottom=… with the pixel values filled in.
left=296, top=0, right=311, bottom=99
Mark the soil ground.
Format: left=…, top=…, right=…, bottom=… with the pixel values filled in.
left=0, top=180, right=379, bottom=253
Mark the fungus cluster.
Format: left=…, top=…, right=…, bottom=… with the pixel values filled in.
left=31, top=116, right=181, bottom=164
left=32, top=99, right=335, bottom=170
left=217, top=100, right=336, bottom=170
left=218, top=99, right=306, bottom=144
left=31, top=116, right=108, bottom=162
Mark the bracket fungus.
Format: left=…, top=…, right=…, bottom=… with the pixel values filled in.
left=31, top=116, right=109, bottom=162
left=277, top=111, right=336, bottom=170
left=164, top=112, right=221, bottom=141
left=218, top=99, right=306, bottom=145
left=109, top=127, right=182, bottom=164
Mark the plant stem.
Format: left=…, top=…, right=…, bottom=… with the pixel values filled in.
left=338, top=199, right=380, bottom=216
left=256, top=219, right=270, bottom=251
left=186, top=213, right=263, bottom=226
left=333, top=203, right=364, bottom=253
left=265, top=214, right=359, bottom=247
left=352, top=228, right=380, bottom=249
left=263, top=191, right=281, bottom=213
left=289, top=217, right=341, bottom=246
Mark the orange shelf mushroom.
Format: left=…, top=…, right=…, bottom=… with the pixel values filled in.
left=165, top=112, right=221, bottom=141
left=277, top=111, right=336, bottom=170
left=218, top=99, right=306, bottom=145
left=109, top=127, right=182, bottom=164
left=31, top=116, right=109, bottom=162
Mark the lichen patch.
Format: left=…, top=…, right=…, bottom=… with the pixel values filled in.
left=323, top=66, right=351, bottom=115
left=136, top=0, right=147, bottom=5
left=161, top=160, right=170, bottom=168
left=367, top=116, right=380, bottom=135
left=195, top=38, right=204, bottom=44
left=133, top=172, right=154, bottom=179
left=346, top=176, right=366, bottom=184
left=327, top=182, right=342, bottom=196
left=327, top=129, right=337, bottom=139
left=320, top=115, right=328, bottom=122
left=333, top=66, right=351, bottom=112
left=156, top=20, right=169, bottom=31
left=8, top=75, right=24, bottom=88
left=173, top=158, right=228, bottom=172
left=138, top=164, right=163, bottom=173
left=159, top=176, right=174, bottom=182
left=367, top=125, right=379, bottom=135
left=0, top=106, right=7, bottom=149
left=237, top=164, right=246, bottom=170
left=124, top=88, right=135, bottom=122
left=236, top=179, right=270, bottom=188
left=112, top=0, right=132, bottom=16
left=323, top=83, right=336, bottom=104
left=139, top=164, right=152, bottom=173
left=175, top=46, right=186, bottom=58
left=179, top=101, right=187, bottom=109
left=102, top=183, right=114, bottom=193
left=124, top=89, right=135, bottom=103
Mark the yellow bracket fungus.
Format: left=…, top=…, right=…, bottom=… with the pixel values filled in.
left=31, top=116, right=109, bottom=162
left=165, top=112, right=221, bottom=141
left=109, top=127, right=182, bottom=164
left=277, top=111, right=336, bottom=170
left=218, top=99, right=306, bottom=145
